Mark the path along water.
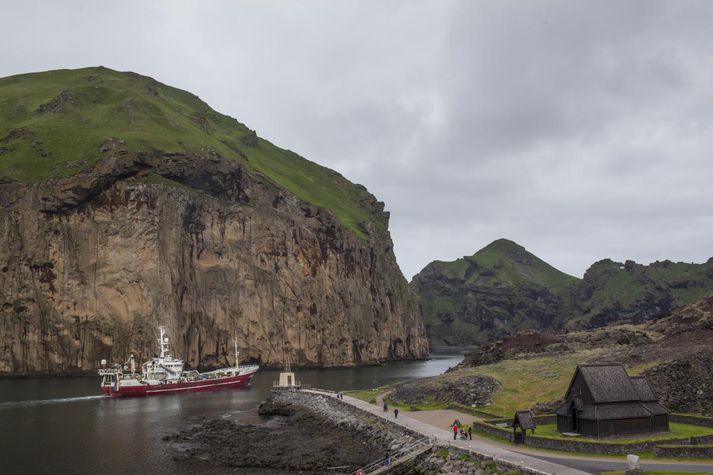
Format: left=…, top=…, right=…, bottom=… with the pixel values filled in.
left=0, top=353, right=461, bottom=475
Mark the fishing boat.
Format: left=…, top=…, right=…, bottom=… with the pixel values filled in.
left=98, top=326, right=258, bottom=397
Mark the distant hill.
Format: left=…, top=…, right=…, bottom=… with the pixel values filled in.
left=411, top=239, right=578, bottom=346
left=412, top=238, right=713, bottom=346
left=562, top=257, right=713, bottom=329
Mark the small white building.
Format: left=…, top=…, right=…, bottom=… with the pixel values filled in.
left=275, top=363, right=300, bottom=388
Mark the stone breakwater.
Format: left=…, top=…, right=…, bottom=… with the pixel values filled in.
left=419, top=449, right=522, bottom=475
left=164, top=389, right=419, bottom=473
left=164, top=389, right=518, bottom=474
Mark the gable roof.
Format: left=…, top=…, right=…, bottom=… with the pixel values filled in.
left=573, top=363, right=641, bottom=403
left=631, top=376, right=658, bottom=402
left=513, top=410, right=536, bottom=430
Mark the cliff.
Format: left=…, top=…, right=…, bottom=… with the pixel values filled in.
left=0, top=67, right=428, bottom=373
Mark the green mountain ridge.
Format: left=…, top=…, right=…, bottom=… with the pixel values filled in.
left=0, top=66, right=380, bottom=238
left=425, top=238, right=578, bottom=290
left=412, top=239, right=577, bottom=347
left=413, top=239, right=713, bottom=347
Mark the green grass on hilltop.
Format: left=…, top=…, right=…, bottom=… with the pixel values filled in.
left=565, top=258, right=713, bottom=328
left=426, top=239, right=579, bottom=291
left=0, top=67, right=377, bottom=238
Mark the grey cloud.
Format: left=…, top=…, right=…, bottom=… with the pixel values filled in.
left=1, top=0, right=712, bottom=279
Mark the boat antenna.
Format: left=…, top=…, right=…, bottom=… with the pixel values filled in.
left=234, top=333, right=240, bottom=370
left=158, top=326, right=170, bottom=359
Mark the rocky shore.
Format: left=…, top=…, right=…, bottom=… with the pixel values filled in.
left=164, top=389, right=419, bottom=473
left=164, top=389, right=520, bottom=474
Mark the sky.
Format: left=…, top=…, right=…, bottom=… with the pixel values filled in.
left=2, top=0, right=713, bottom=279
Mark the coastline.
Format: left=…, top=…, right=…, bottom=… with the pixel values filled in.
left=164, top=388, right=525, bottom=475
left=164, top=388, right=422, bottom=473
left=0, top=355, right=438, bottom=380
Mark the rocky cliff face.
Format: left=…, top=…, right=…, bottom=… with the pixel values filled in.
left=0, top=69, right=428, bottom=373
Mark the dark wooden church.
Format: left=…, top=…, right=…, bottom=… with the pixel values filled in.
left=555, top=363, right=669, bottom=437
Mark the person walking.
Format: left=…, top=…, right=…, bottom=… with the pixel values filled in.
left=383, top=402, right=388, bottom=412
left=452, top=423, right=458, bottom=440
left=394, top=408, right=399, bottom=419
left=468, top=425, right=472, bottom=440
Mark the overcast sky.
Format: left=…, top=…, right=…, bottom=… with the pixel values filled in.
left=2, top=0, right=713, bottom=279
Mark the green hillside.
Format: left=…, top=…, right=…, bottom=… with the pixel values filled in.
left=0, top=67, right=377, bottom=237
left=563, top=258, right=713, bottom=328
left=430, top=238, right=577, bottom=291
left=412, top=239, right=579, bottom=346
left=413, top=238, right=713, bottom=347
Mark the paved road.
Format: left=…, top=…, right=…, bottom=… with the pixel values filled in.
left=341, top=389, right=713, bottom=474
left=526, top=453, right=713, bottom=473
left=309, top=389, right=588, bottom=474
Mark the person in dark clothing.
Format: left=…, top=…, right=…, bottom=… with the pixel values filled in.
left=394, top=408, right=399, bottom=419
left=383, top=402, right=388, bottom=412
left=468, top=425, right=472, bottom=440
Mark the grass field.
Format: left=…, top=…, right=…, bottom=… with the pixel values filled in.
left=535, top=422, right=713, bottom=443
left=602, top=472, right=713, bottom=475
left=457, top=351, right=662, bottom=417
left=343, top=387, right=391, bottom=404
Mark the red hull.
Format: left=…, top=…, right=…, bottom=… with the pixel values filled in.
left=102, top=371, right=256, bottom=397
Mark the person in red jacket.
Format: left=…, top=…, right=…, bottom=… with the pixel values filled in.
left=452, top=423, right=458, bottom=440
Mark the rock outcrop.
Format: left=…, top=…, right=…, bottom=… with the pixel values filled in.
left=0, top=68, right=428, bottom=373
left=389, top=373, right=499, bottom=408
left=165, top=390, right=420, bottom=472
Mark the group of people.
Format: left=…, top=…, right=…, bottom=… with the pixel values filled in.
left=451, top=419, right=472, bottom=440
left=383, top=402, right=398, bottom=418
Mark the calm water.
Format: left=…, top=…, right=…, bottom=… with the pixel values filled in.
left=0, top=353, right=462, bottom=475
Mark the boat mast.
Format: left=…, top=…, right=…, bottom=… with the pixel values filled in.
left=234, top=334, right=240, bottom=370
left=158, top=326, right=170, bottom=359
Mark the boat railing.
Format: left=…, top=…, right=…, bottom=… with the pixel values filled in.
left=98, top=368, right=121, bottom=376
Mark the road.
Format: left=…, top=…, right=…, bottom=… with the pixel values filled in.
left=350, top=390, right=713, bottom=474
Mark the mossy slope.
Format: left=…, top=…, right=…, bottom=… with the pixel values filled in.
left=413, top=238, right=713, bottom=346
left=413, top=239, right=578, bottom=346
left=0, top=67, right=377, bottom=237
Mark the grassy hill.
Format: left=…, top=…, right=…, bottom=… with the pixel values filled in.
left=426, top=239, right=577, bottom=291
left=413, top=238, right=713, bottom=346
left=0, top=67, right=378, bottom=237
left=563, top=257, right=713, bottom=328
left=412, top=239, right=579, bottom=346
